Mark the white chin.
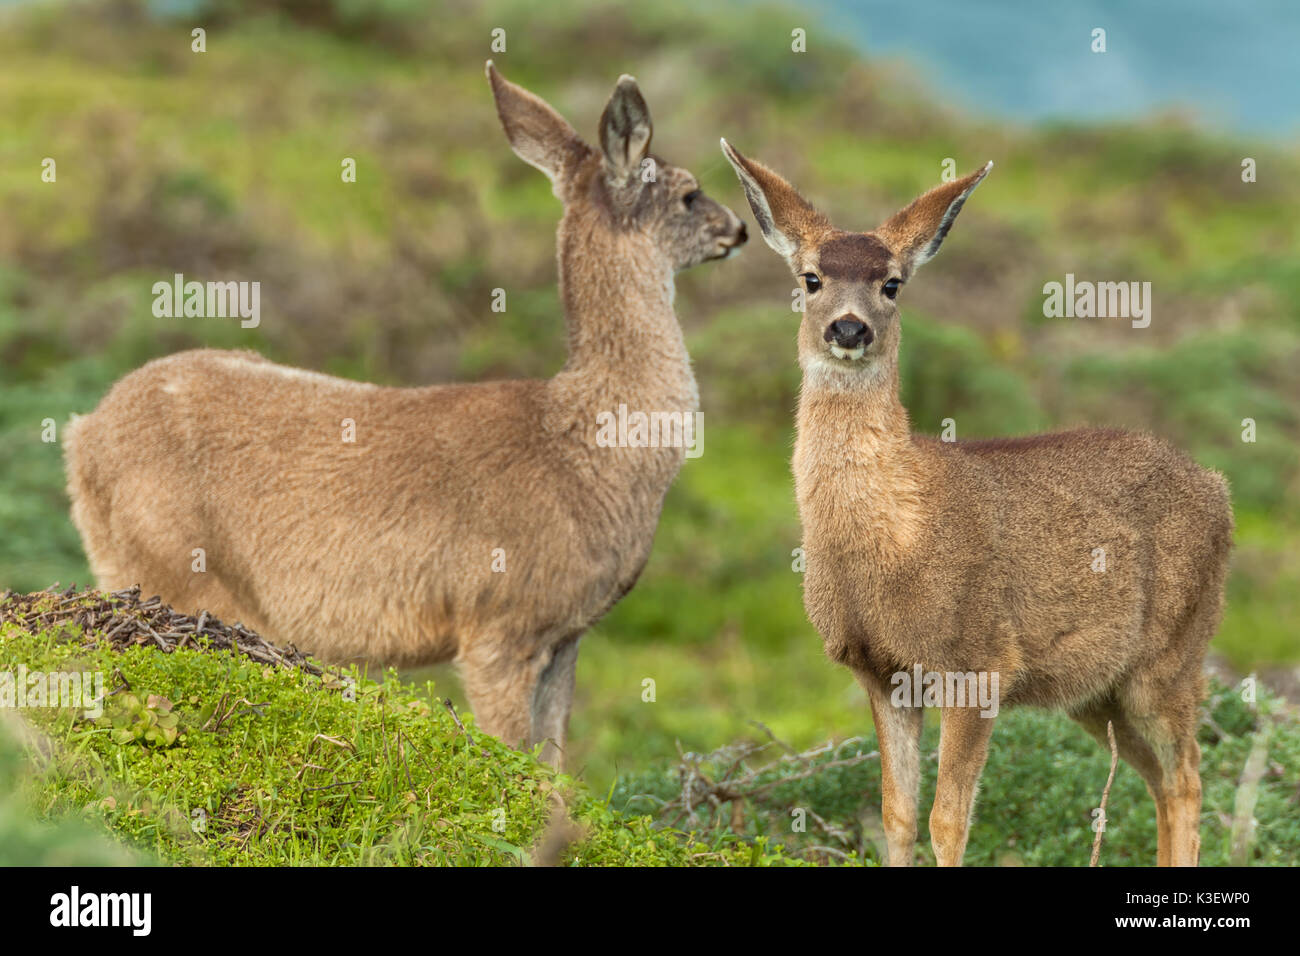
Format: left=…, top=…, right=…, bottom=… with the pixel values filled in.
left=829, top=345, right=866, bottom=361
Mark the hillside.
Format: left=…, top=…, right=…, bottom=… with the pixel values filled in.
left=0, top=586, right=798, bottom=865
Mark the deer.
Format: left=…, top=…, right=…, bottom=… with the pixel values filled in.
left=61, top=62, right=747, bottom=769
left=721, top=139, right=1233, bottom=866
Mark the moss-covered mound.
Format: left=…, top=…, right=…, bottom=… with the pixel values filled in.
left=0, top=586, right=797, bottom=866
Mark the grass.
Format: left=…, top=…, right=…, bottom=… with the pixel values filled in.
left=0, top=590, right=797, bottom=866
left=0, top=714, right=145, bottom=866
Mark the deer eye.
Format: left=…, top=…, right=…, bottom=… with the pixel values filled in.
left=801, top=273, right=822, bottom=293
left=682, top=189, right=702, bottom=209
left=883, top=278, right=901, bottom=299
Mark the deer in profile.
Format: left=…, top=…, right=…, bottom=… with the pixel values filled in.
left=62, top=63, right=746, bottom=768
left=722, top=140, right=1232, bottom=866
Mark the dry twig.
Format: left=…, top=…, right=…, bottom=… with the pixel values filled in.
left=0, top=584, right=327, bottom=676
left=1089, top=720, right=1119, bottom=867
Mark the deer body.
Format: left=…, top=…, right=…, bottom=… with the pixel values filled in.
left=724, top=141, right=1231, bottom=866
left=64, top=65, right=746, bottom=767
left=798, top=398, right=1229, bottom=711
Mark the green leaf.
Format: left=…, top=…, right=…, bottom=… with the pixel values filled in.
left=470, top=833, right=526, bottom=862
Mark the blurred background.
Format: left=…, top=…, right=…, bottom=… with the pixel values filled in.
left=1, top=0, right=1297, bottom=821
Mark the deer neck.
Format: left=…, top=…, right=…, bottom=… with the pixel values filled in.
left=548, top=215, right=698, bottom=426
left=794, top=363, right=928, bottom=561
left=542, top=210, right=698, bottom=505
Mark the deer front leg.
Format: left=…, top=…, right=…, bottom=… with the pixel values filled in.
left=930, top=705, right=996, bottom=867
left=859, top=671, right=924, bottom=866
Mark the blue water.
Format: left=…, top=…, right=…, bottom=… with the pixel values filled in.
left=787, top=0, right=1300, bottom=138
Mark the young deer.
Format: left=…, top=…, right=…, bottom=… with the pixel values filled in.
left=722, top=140, right=1232, bottom=866
left=62, top=64, right=746, bottom=768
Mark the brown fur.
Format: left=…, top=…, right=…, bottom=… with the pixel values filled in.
left=723, top=140, right=1233, bottom=866
left=63, top=64, right=746, bottom=768
left=817, top=233, right=892, bottom=282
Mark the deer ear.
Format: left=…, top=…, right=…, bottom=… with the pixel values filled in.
left=599, top=75, right=653, bottom=177
left=720, top=139, right=828, bottom=261
left=877, top=162, right=993, bottom=278
left=486, top=61, right=586, bottom=187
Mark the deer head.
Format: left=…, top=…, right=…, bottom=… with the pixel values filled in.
left=487, top=62, right=747, bottom=272
left=721, top=139, right=990, bottom=387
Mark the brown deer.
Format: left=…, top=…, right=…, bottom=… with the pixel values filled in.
left=61, top=63, right=746, bottom=768
left=721, top=139, right=1232, bottom=866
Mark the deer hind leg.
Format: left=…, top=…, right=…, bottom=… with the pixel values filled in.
left=1119, top=673, right=1204, bottom=868
left=859, top=671, right=924, bottom=866
left=529, top=633, right=583, bottom=769
left=1164, top=735, right=1203, bottom=868
left=1069, top=698, right=1172, bottom=865
left=456, top=640, right=539, bottom=755
left=1127, top=710, right=1202, bottom=867
left=1117, top=571, right=1221, bottom=868
left=930, top=704, right=996, bottom=867
left=457, top=633, right=583, bottom=768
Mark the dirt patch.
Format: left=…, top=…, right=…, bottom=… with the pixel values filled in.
left=0, top=585, right=324, bottom=677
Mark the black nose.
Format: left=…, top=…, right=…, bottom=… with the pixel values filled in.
left=735, top=221, right=748, bottom=245
left=825, top=317, right=872, bottom=348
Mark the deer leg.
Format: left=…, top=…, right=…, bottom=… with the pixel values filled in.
left=1165, top=736, right=1203, bottom=867
left=456, top=641, right=537, bottom=753
left=857, top=671, right=924, bottom=865
left=1070, top=700, right=1171, bottom=865
left=930, top=705, right=996, bottom=867
left=1119, top=664, right=1206, bottom=867
left=530, top=634, right=582, bottom=769
left=1129, top=699, right=1203, bottom=867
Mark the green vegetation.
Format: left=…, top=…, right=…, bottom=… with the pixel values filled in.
left=0, top=714, right=145, bottom=865
left=0, top=0, right=1297, bottom=864
left=0, top=591, right=794, bottom=866
left=4, top=589, right=1297, bottom=866
left=613, top=680, right=1300, bottom=866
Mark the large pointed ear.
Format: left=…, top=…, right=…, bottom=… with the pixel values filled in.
left=599, top=75, right=652, bottom=178
left=876, top=162, right=993, bottom=278
left=720, top=139, right=829, bottom=261
left=486, top=60, right=587, bottom=187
